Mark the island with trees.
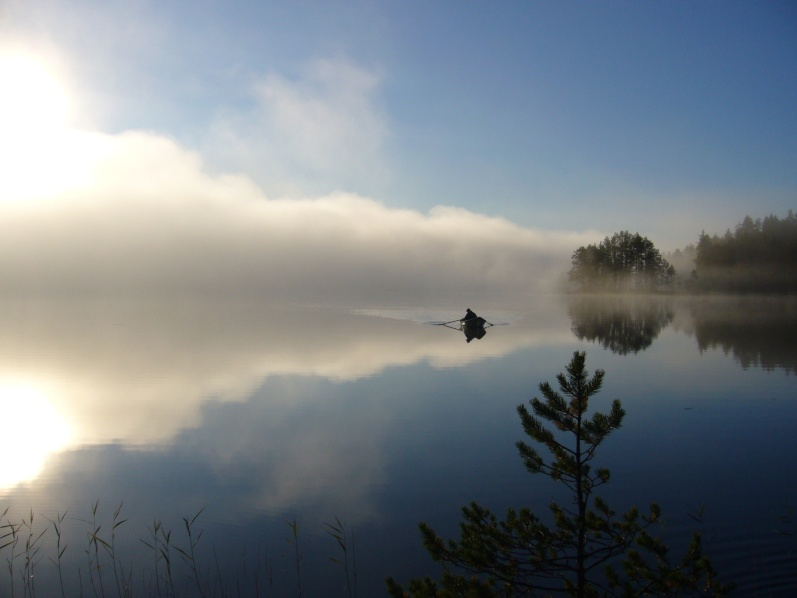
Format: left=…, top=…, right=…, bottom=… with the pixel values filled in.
left=567, top=210, right=797, bottom=294
left=568, top=231, right=675, bottom=293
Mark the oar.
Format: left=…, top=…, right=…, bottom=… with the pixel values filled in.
left=432, top=318, right=463, bottom=326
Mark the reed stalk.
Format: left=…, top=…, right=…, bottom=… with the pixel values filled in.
left=323, top=516, right=357, bottom=598
left=285, top=517, right=302, bottom=597
left=44, top=511, right=68, bottom=598
left=174, top=507, right=206, bottom=598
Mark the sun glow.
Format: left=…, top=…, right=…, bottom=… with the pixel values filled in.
left=0, top=383, right=73, bottom=489
left=0, top=51, right=95, bottom=201
left=0, top=53, right=69, bottom=134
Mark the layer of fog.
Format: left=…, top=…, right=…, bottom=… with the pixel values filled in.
left=1, top=129, right=596, bottom=304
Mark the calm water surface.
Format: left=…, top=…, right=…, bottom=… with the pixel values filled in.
left=0, top=295, right=795, bottom=596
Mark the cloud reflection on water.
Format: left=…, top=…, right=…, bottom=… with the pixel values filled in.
left=0, top=296, right=574, bottom=528
left=0, top=298, right=571, bottom=474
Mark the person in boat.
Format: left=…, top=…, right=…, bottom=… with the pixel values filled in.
left=461, top=308, right=478, bottom=322
left=460, top=309, right=487, bottom=342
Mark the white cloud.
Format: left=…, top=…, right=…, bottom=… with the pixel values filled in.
left=205, top=57, right=390, bottom=198
left=257, top=58, right=386, bottom=171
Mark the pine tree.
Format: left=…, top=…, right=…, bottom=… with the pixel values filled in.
left=387, top=352, right=731, bottom=597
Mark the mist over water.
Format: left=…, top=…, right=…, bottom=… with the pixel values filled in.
left=0, top=129, right=602, bottom=306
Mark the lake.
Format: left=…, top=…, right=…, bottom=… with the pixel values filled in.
left=0, top=294, right=795, bottom=596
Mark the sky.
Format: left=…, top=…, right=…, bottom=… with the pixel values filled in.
left=0, top=1, right=795, bottom=301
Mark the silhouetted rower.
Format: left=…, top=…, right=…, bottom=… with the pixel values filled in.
left=461, top=308, right=478, bottom=322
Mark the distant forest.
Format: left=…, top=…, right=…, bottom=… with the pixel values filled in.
left=569, top=210, right=797, bottom=293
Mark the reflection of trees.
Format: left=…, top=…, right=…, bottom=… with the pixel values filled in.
left=569, top=295, right=797, bottom=370
left=690, top=297, right=797, bottom=373
left=568, top=295, right=674, bottom=355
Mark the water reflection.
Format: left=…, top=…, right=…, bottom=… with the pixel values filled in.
left=0, top=297, right=569, bottom=489
left=462, top=319, right=488, bottom=342
left=567, top=295, right=675, bottom=354
left=689, top=296, right=797, bottom=373
left=567, top=294, right=797, bottom=372
left=0, top=383, right=72, bottom=486
left=0, top=295, right=795, bottom=595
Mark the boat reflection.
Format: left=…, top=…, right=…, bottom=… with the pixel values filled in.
left=437, top=309, right=492, bottom=342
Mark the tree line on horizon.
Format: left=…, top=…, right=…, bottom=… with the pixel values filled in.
left=568, top=210, right=797, bottom=293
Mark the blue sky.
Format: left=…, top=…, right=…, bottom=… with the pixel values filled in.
left=0, top=1, right=795, bottom=299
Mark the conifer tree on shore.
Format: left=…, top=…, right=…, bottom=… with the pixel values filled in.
left=387, top=352, right=730, bottom=597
